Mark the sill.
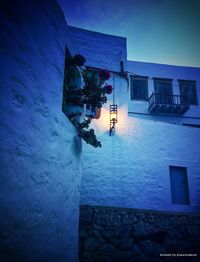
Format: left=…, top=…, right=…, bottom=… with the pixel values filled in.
left=130, top=99, right=148, bottom=102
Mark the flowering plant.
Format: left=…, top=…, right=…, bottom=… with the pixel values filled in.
left=104, top=84, right=113, bottom=94
left=81, top=69, right=112, bottom=111
left=99, top=69, right=110, bottom=80
left=64, top=55, right=112, bottom=148
left=68, top=114, right=102, bottom=148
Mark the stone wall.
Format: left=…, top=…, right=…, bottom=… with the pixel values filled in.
left=79, top=205, right=200, bottom=261
left=0, top=1, right=82, bottom=261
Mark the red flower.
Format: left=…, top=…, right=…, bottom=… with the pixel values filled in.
left=99, top=69, right=110, bottom=80
left=104, top=85, right=112, bottom=94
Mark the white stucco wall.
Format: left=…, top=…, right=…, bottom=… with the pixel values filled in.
left=68, top=26, right=127, bottom=72
left=71, top=27, right=200, bottom=213
left=81, top=73, right=200, bottom=213
left=0, top=1, right=81, bottom=261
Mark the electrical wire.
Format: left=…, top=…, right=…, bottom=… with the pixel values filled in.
left=113, top=74, right=115, bottom=104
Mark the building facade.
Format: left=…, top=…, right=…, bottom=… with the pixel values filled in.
left=69, top=26, right=200, bottom=213
left=0, top=1, right=82, bottom=261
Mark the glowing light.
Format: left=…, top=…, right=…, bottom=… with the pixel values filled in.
left=109, top=104, right=118, bottom=135
left=110, top=113, right=117, bottom=123
left=92, top=105, right=129, bottom=135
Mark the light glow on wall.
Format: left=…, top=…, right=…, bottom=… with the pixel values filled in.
left=93, top=107, right=110, bottom=133
left=93, top=105, right=130, bottom=136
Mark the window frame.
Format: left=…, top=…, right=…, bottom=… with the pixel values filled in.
left=130, top=76, right=148, bottom=101
left=178, top=80, right=198, bottom=106
left=169, top=165, right=190, bottom=205
left=153, top=77, right=173, bottom=95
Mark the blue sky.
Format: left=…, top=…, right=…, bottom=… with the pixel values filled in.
left=58, top=0, right=200, bottom=67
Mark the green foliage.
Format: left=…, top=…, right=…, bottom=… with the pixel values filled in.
left=64, top=68, right=109, bottom=110
left=64, top=63, right=111, bottom=148
left=79, top=128, right=102, bottom=148
left=81, top=70, right=108, bottom=111
left=68, top=115, right=101, bottom=148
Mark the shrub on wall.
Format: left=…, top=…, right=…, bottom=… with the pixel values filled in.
left=63, top=55, right=112, bottom=148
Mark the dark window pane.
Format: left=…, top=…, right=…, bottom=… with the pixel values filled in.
left=179, top=80, right=198, bottom=105
left=154, top=79, right=173, bottom=95
left=153, top=78, right=173, bottom=104
left=131, top=77, right=148, bottom=100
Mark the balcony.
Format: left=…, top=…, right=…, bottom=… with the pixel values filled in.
left=148, top=93, right=190, bottom=115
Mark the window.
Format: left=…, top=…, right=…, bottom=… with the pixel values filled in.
left=179, top=80, right=198, bottom=105
left=153, top=78, right=173, bottom=104
left=153, top=78, right=173, bottom=95
left=169, top=166, right=190, bottom=205
left=130, top=76, right=148, bottom=101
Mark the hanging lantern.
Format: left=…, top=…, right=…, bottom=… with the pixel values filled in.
left=109, top=104, right=118, bottom=135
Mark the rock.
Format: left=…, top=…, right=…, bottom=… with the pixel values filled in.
left=81, top=258, right=94, bottom=262
left=109, top=238, right=121, bottom=247
left=98, top=243, right=115, bottom=253
left=120, top=238, right=133, bottom=250
left=83, top=238, right=96, bottom=251
left=81, top=252, right=92, bottom=258
left=96, top=214, right=111, bottom=225
left=132, top=224, right=147, bottom=237
left=122, top=214, right=131, bottom=225
left=79, top=228, right=89, bottom=239
left=94, top=256, right=111, bottom=262
left=79, top=206, right=200, bottom=262
left=141, top=240, right=165, bottom=257
left=101, top=229, right=114, bottom=239
left=185, top=225, right=200, bottom=238
left=93, top=229, right=102, bottom=238
left=94, top=224, right=103, bottom=231
left=131, top=245, right=142, bottom=256
left=169, top=240, right=194, bottom=254
left=80, top=207, right=93, bottom=226
left=151, top=231, right=169, bottom=243
left=115, top=225, right=130, bottom=238
left=111, top=250, right=132, bottom=260
left=167, top=228, right=183, bottom=239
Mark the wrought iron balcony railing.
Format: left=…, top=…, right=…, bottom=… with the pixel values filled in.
left=148, top=93, right=190, bottom=115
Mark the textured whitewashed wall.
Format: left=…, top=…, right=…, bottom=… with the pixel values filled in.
left=68, top=26, right=127, bottom=72
left=81, top=72, right=200, bottom=213
left=0, top=1, right=81, bottom=261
